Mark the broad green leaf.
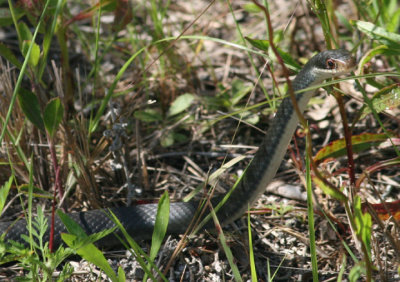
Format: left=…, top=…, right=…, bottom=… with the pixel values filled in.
left=269, top=48, right=301, bottom=70
left=242, top=111, right=259, bottom=125
left=150, top=191, right=170, bottom=261
left=245, top=37, right=270, bottom=51
left=243, top=3, right=262, bottom=13
left=349, top=262, right=365, bottom=282
left=62, top=233, right=118, bottom=282
left=358, top=45, right=389, bottom=73
left=134, top=109, right=162, bottom=122
left=167, top=93, right=195, bottom=116
left=171, top=132, right=188, bottom=143
left=0, top=8, right=15, bottom=26
left=334, top=11, right=353, bottom=31
left=19, top=184, right=52, bottom=198
left=0, top=0, right=48, bottom=145
left=17, top=88, right=45, bottom=132
left=160, top=132, right=174, bottom=147
left=68, top=228, right=116, bottom=249
left=0, top=43, right=22, bottom=69
left=312, top=176, right=347, bottom=202
left=44, top=98, right=64, bottom=137
left=58, top=210, right=117, bottom=247
left=17, top=21, right=32, bottom=42
left=107, top=210, right=164, bottom=281
left=354, top=197, right=372, bottom=257
left=360, top=86, right=400, bottom=119
left=244, top=37, right=301, bottom=70
left=273, top=29, right=284, bottom=44
left=314, top=133, right=396, bottom=164
left=354, top=20, right=400, bottom=50
left=58, top=210, right=89, bottom=239
left=230, top=79, right=252, bottom=106
left=143, top=192, right=172, bottom=282
left=0, top=176, right=13, bottom=214
left=117, top=266, right=126, bottom=282
left=387, top=8, right=400, bottom=33
left=22, top=40, right=40, bottom=67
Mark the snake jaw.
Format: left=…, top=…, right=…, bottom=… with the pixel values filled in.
left=292, top=49, right=356, bottom=91
left=331, top=56, right=356, bottom=75
left=309, top=49, right=356, bottom=81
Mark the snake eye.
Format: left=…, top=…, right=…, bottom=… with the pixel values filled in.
left=326, top=59, right=336, bottom=69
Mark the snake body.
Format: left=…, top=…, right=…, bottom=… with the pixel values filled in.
left=0, top=50, right=355, bottom=248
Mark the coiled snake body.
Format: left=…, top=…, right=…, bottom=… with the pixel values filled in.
left=0, top=50, right=355, bottom=248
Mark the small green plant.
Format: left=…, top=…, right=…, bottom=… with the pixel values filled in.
left=1, top=207, right=74, bottom=281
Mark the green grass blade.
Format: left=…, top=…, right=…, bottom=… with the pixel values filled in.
left=0, top=42, right=22, bottom=69
left=211, top=209, right=242, bottom=282
left=1, top=122, right=30, bottom=172
left=0, top=176, right=13, bottom=215
left=106, top=210, right=167, bottom=281
left=143, top=191, right=170, bottom=281
left=38, top=0, right=64, bottom=80
left=89, top=45, right=146, bottom=133
left=337, top=254, right=346, bottom=281
left=306, top=141, right=319, bottom=281
left=1, top=0, right=51, bottom=143
left=27, top=154, right=35, bottom=250
left=248, top=208, right=257, bottom=282
left=354, top=20, right=400, bottom=49
left=62, top=233, right=119, bottom=282
left=43, top=98, right=64, bottom=138
left=16, top=88, right=45, bottom=132
left=59, top=210, right=123, bottom=281
left=150, top=191, right=170, bottom=260
left=87, top=1, right=103, bottom=133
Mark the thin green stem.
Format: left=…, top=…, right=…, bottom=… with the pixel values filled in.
left=306, top=139, right=319, bottom=281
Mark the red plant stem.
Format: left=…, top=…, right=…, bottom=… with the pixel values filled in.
left=250, top=0, right=306, bottom=126
left=250, top=0, right=348, bottom=198
left=48, top=137, right=64, bottom=252
left=333, top=91, right=356, bottom=192
left=49, top=165, right=60, bottom=252
left=49, top=139, right=64, bottom=199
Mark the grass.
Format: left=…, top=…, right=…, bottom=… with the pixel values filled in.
left=1, top=0, right=400, bottom=280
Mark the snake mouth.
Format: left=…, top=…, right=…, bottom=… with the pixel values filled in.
left=297, top=49, right=356, bottom=84
left=334, top=56, right=357, bottom=75
left=312, top=54, right=356, bottom=79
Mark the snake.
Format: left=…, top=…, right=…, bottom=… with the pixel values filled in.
left=0, top=49, right=355, bottom=249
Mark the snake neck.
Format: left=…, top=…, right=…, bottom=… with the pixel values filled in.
left=215, top=83, right=320, bottom=225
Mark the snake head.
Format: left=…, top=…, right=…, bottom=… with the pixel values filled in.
left=308, top=49, right=356, bottom=80
left=293, top=49, right=356, bottom=91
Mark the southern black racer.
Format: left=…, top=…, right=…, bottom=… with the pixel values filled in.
left=0, top=49, right=356, bottom=249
